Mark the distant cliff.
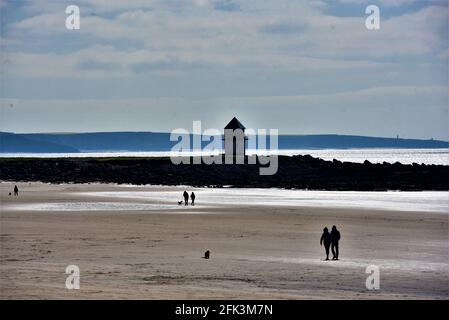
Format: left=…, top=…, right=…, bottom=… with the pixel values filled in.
left=1, top=132, right=448, bottom=153
left=1, top=156, right=447, bottom=191
left=0, top=132, right=79, bottom=153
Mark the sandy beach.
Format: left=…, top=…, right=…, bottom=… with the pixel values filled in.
left=1, top=182, right=448, bottom=299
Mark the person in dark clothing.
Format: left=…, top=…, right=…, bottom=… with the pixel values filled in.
left=13, top=185, right=19, bottom=196
left=330, top=225, right=341, bottom=260
left=183, top=190, right=189, bottom=206
left=190, top=192, right=195, bottom=206
left=320, top=227, right=331, bottom=260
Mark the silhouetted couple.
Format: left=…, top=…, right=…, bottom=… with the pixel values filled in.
left=320, top=225, right=341, bottom=261
left=183, top=190, right=195, bottom=206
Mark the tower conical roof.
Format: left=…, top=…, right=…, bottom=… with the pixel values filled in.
left=224, top=117, right=245, bottom=130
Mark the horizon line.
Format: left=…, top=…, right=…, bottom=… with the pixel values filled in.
left=1, top=131, right=447, bottom=143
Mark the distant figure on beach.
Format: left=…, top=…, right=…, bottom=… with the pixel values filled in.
left=320, top=227, right=331, bottom=260
left=204, top=250, right=210, bottom=259
left=331, top=225, right=341, bottom=260
left=190, top=192, right=195, bottom=206
left=13, top=185, right=19, bottom=196
left=183, top=190, right=189, bottom=206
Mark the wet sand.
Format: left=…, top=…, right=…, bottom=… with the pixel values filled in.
left=1, top=182, right=448, bottom=299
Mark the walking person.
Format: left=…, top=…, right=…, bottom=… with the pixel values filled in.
left=320, top=227, right=332, bottom=261
left=330, top=225, right=341, bottom=260
left=13, top=185, right=19, bottom=196
left=190, top=192, right=195, bottom=206
left=183, top=190, right=189, bottom=206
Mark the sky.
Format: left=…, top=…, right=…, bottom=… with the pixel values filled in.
left=0, top=0, right=448, bottom=139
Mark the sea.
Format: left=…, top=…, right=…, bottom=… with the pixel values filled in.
left=1, top=148, right=448, bottom=165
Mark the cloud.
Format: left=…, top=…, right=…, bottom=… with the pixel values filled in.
left=259, top=21, right=307, bottom=34
left=264, top=5, right=447, bottom=59
left=76, top=59, right=118, bottom=71
left=9, top=2, right=447, bottom=62
left=213, top=0, right=240, bottom=12
left=334, top=0, right=419, bottom=7
left=243, top=85, right=449, bottom=108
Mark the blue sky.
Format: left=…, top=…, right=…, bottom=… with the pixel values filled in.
left=0, top=0, right=448, bottom=139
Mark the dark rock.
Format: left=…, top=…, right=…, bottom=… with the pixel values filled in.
left=0, top=155, right=448, bottom=191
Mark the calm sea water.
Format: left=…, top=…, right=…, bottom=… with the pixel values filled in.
left=1, top=148, right=448, bottom=165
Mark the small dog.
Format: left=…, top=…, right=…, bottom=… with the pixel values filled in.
left=204, top=250, right=210, bottom=259
left=178, top=201, right=183, bottom=205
